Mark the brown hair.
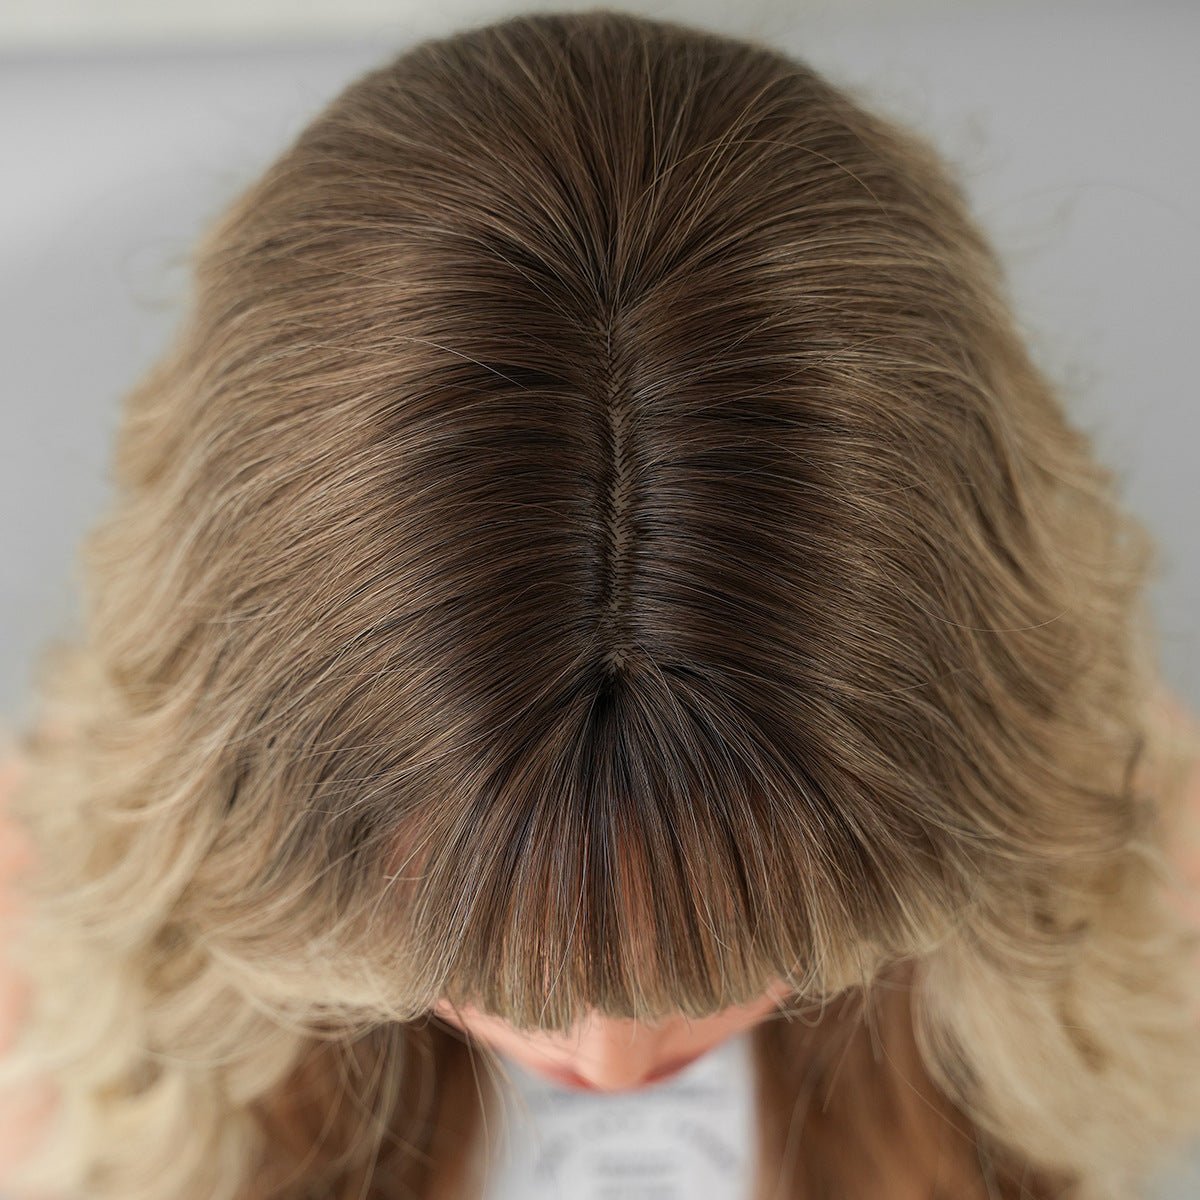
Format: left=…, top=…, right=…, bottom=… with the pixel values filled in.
left=3, top=9, right=1199, bottom=1200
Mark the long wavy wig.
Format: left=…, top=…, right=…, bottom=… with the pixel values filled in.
left=3, top=10, right=1200, bottom=1200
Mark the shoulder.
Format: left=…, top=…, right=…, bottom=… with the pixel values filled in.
left=1149, top=688, right=1200, bottom=926
left=0, top=749, right=59, bottom=1190
left=0, top=753, right=35, bottom=1041
left=0, top=753, right=35, bottom=896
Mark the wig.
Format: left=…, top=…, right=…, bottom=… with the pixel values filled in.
left=2, top=9, right=1199, bottom=1200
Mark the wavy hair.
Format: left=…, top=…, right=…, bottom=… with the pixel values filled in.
left=3, top=10, right=1200, bottom=1200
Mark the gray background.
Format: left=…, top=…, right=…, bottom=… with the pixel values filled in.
left=1, top=1, right=1197, bottom=1195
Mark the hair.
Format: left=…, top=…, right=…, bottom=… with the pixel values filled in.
left=2, top=8, right=1200, bottom=1200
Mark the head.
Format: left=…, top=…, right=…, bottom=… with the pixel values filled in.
left=430, top=977, right=798, bottom=1093
left=6, top=10, right=1200, bottom=1200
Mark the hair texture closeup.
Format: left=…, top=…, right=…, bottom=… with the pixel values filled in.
left=3, top=8, right=1200, bottom=1200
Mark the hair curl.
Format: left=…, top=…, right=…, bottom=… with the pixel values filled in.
left=3, top=10, right=1199, bottom=1200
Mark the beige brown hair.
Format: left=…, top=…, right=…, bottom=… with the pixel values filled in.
left=3, top=9, right=1199, bottom=1200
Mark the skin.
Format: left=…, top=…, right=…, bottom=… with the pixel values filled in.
left=432, top=979, right=798, bottom=1093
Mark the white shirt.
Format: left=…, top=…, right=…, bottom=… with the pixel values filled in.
left=479, top=1030, right=757, bottom=1200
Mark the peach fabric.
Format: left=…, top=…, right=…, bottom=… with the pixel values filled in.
left=0, top=754, right=59, bottom=1190
left=1160, top=696, right=1200, bottom=931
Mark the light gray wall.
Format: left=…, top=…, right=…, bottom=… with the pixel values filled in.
left=1, top=4, right=1197, bottom=1192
